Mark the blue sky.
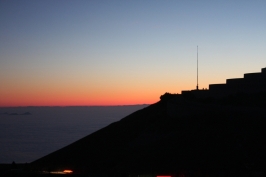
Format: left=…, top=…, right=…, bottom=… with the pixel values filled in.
left=0, top=0, right=265, bottom=106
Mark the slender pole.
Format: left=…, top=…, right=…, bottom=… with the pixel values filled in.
left=197, top=46, right=199, bottom=90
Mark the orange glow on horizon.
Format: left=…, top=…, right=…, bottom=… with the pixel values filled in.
left=0, top=92, right=158, bottom=107
left=0, top=93, right=158, bottom=107
left=0, top=81, right=185, bottom=107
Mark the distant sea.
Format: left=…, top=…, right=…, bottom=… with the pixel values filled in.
left=0, top=105, right=148, bottom=163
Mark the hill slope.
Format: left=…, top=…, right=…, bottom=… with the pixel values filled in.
left=29, top=93, right=266, bottom=176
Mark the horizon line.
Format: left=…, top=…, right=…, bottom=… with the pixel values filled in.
left=0, top=104, right=151, bottom=108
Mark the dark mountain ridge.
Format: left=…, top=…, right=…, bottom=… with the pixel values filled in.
left=17, top=92, right=265, bottom=176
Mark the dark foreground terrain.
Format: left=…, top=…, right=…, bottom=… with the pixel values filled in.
left=2, top=92, right=266, bottom=176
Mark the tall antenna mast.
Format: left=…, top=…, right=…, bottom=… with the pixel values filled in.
left=196, top=46, right=199, bottom=90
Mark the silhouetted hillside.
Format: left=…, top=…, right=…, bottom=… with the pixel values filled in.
left=8, top=92, right=262, bottom=176
left=2, top=93, right=266, bottom=176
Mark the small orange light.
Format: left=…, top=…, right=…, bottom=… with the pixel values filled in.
left=63, top=170, right=73, bottom=173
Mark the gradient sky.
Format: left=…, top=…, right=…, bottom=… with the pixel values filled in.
left=1, top=0, right=265, bottom=106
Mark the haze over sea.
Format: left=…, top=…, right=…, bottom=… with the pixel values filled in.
left=0, top=105, right=147, bottom=163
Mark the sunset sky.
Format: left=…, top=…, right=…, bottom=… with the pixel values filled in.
left=1, top=0, right=265, bottom=106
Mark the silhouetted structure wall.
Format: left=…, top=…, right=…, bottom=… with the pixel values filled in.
left=182, top=67, right=266, bottom=98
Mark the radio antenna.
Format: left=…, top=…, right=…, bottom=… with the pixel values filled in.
left=196, top=46, right=199, bottom=90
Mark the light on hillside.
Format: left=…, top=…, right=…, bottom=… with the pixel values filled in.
left=63, top=169, right=73, bottom=174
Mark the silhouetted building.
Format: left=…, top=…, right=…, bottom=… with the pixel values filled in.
left=182, top=67, right=266, bottom=98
